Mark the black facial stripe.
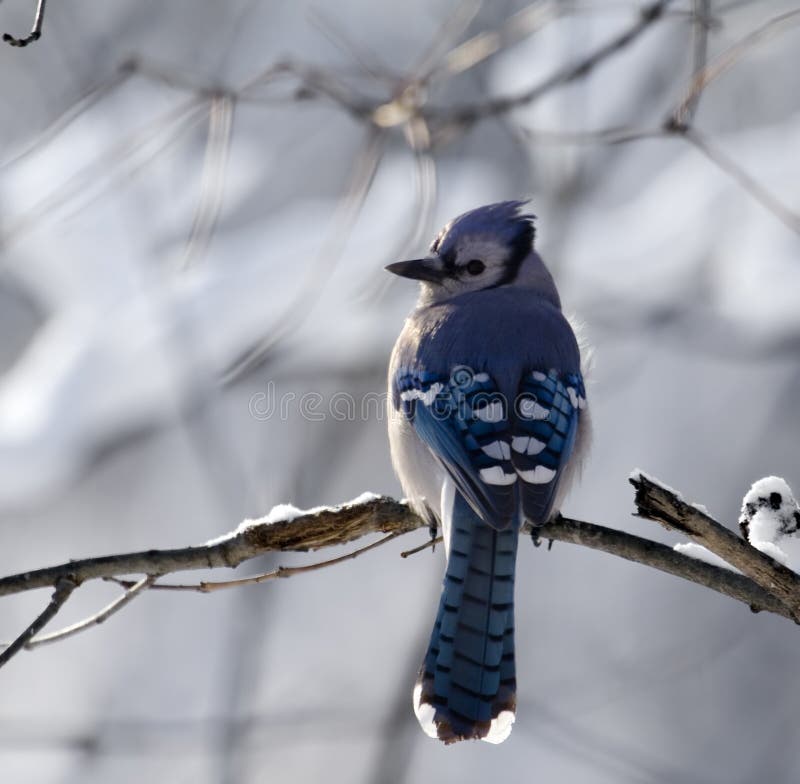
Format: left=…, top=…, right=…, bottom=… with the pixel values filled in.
left=440, top=248, right=457, bottom=271
left=487, top=222, right=534, bottom=289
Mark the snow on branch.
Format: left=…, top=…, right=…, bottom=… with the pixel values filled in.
left=630, top=471, right=800, bottom=622
left=2, top=473, right=799, bottom=671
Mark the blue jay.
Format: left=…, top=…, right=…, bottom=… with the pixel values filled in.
left=386, top=201, right=589, bottom=744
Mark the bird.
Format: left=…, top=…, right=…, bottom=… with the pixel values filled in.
left=386, top=200, right=590, bottom=744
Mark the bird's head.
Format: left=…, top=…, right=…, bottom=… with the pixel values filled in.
left=386, top=200, right=557, bottom=305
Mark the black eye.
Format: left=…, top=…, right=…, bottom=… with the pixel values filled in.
left=466, top=259, right=485, bottom=276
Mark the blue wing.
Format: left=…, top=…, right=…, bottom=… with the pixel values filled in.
left=394, top=367, right=518, bottom=529
left=393, top=366, right=585, bottom=529
left=510, top=369, right=585, bottom=524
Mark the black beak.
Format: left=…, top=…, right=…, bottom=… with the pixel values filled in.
left=385, top=258, right=444, bottom=284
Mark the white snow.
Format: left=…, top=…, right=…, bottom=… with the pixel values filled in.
left=751, top=539, right=790, bottom=567
left=628, top=469, right=681, bottom=498
left=673, top=543, right=737, bottom=572
left=204, top=492, right=383, bottom=545
left=739, top=477, right=800, bottom=572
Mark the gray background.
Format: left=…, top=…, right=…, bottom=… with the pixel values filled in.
left=1, top=1, right=799, bottom=782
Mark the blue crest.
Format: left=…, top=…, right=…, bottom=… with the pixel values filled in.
left=431, top=200, right=536, bottom=257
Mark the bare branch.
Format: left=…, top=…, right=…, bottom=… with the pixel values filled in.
left=671, top=8, right=800, bottom=128
left=110, top=533, right=401, bottom=593
left=0, top=496, right=418, bottom=598
left=0, top=577, right=76, bottom=669
left=682, top=127, right=800, bottom=235
left=16, top=575, right=157, bottom=650
left=177, top=93, right=236, bottom=270
left=221, top=125, right=386, bottom=382
left=537, top=515, right=794, bottom=621
left=1, top=484, right=797, bottom=627
left=400, top=536, right=443, bottom=558
left=630, top=472, right=800, bottom=621
left=519, top=121, right=800, bottom=235
left=672, top=0, right=711, bottom=126
left=427, top=0, right=675, bottom=127
left=3, top=0, right=47, bottom=47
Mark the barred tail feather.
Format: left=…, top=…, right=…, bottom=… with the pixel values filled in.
left=414, top=496, right=518, bottom=744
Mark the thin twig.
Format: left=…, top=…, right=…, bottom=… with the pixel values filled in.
left=3, top=0, right=47, bottom=47
left=671, top=0, right=711, bottom=127
left=113, top=533, right=401, bottom=592
left=0, top=578, right=76, bottom=669
left=18, top=575, right=157, bottom=649
left=401, top=536, right=443, bottom=558
left=521, top=121, right=800, bottom=235
left=177, top=93, right=236, bottom=270
left=221, top=125, right=386, bottom=382
left=683, top=126, right=800, bottom=235
left=2, top=98, right=209, bottom=246
left=671, top=8, right=800, bottom=127
left=428, top=0, right=675, bottom=126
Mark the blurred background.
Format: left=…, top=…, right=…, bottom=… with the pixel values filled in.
left=1, top=0, right=799, bottom=781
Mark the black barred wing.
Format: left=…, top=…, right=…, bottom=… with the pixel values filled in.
left=510, top=370, right=585, bottom=524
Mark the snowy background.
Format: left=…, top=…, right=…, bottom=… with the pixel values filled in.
left=1, top=0, right=800, bottom=781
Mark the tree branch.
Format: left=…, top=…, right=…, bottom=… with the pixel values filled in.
left=2, top=0, right=47, bottom=47
left=2, top=479, right=798, bottom=648
left=630, top=471, right=800, bottom=621
left=536, top=515, right=794, bottom=621
left=0, top=577, right=76, bottom=668
left=17, top=575, right=157, bottom=649
left=0, top=495, right=418, bottom=598
left=426, top=0, right=675, bottom=127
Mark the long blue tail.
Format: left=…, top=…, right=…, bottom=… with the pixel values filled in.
left=414, top=494, right=518, bottom=744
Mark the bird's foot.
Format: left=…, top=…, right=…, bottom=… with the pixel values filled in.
left=530, top=517, right=557, bottom=551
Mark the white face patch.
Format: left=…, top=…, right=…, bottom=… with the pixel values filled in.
left=518, top=465, right=556, bottom=484
left=481, top=440, right=511, bottom=460
left=480, top=466, right=518, bottom=486
left=428, top=236, right=516, bottom=301
left=482, top=710, right=515, bottom=744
